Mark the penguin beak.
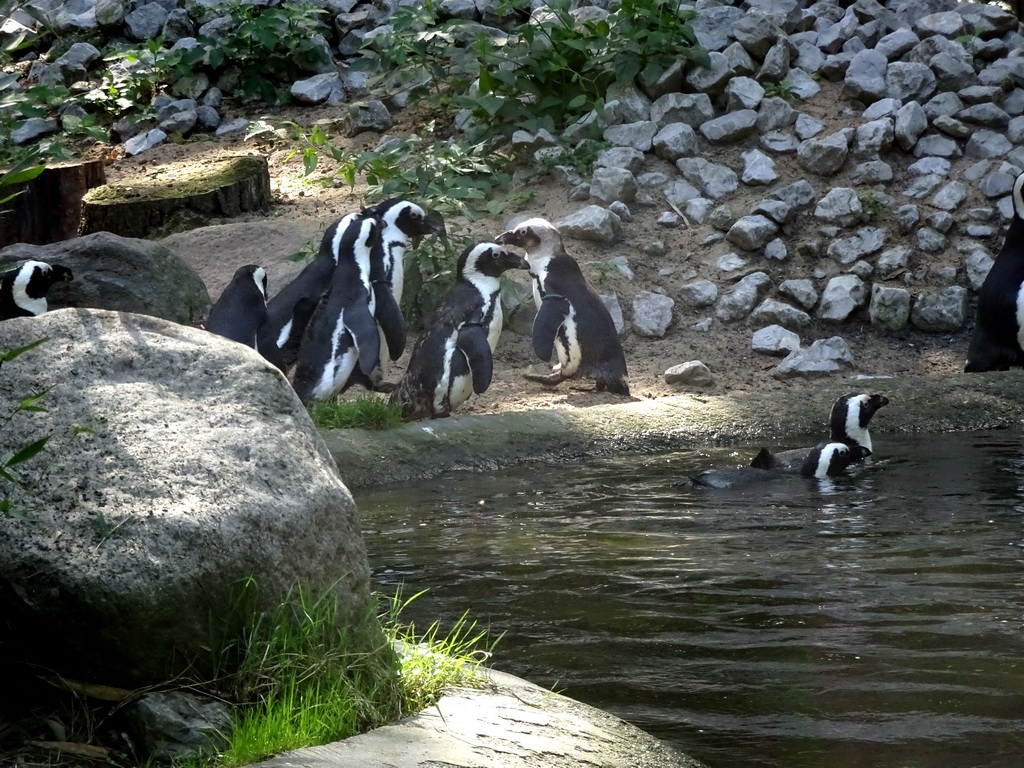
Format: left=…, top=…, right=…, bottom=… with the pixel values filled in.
left=423, top=210, right=447, bottom=241
left=53, top=265, right=74, bottom=282
left=495, top=229, right=514, bottom=246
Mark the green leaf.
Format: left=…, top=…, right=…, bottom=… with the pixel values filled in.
left=567, top=94, right=587, bottom=109
left=0, top=337, right=49, bottom=363
left=6, top=436, right=49, bottom=468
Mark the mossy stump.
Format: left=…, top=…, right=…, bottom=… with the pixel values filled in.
left=0, top=159, right=107, bottom=248
left=80, top=155, right=272, bottom=239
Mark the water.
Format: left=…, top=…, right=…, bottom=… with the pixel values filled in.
left=354, top=431, right=1024, bottom=768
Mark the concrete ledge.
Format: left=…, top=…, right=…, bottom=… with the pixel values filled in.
left=250, top=668, right=704, bottom=768
left=323, top=372, right=1024, bottom=488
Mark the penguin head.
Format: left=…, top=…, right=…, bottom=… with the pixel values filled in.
left=6, top=260, right=74, bottom=315
left=458, top=243, right=529, bottom=281
left=240, top=265, right=268, bottom=301
left=801, top=441, right=865, bottom=479
left=829, top=392, right=889, bottom=451
left=495, top=218, right=565, bottom=261
left=371, top=199, right=447, bottom=242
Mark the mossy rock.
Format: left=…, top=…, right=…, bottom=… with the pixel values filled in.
left=80, top=155, right=272, bottom=239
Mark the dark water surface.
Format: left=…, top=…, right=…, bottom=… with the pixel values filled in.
left=354, top=431, right=1024, bottom=768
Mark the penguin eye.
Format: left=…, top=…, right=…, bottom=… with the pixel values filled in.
left=491, top=249, right=500, bottom=259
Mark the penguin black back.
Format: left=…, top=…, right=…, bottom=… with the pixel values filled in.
left=205, top=265, right=268, bottom=348
left=965, top=171, right=1024, bottom=372
left=0, top=260, right=73, bottom=321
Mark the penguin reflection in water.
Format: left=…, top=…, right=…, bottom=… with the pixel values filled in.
left=390, top=242, right=528, bottom=420
left=495, top=217, right=630, bottom=396
left=0, top=260, right=73, bottom=321
left=965, top=170, right=1024, bottom=371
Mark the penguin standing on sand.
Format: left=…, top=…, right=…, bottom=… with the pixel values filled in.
left=751, top=393, right=889, bottom=473
left=205, top=265, right=268, bottom=349
left=389, top=242, right=528, bottom=420
left=359, top=199, right=447, bottom=389
left=495, top=217, right=630, bottom=396
left=691, top=441, right=861, bottom=489
left=258, top=213, right=361, bottom=372
left=292, top=214, right=381, bottom=403
left=966, top=170, right=1024, bottom=372
left=0, top=260, right=73, bottom=321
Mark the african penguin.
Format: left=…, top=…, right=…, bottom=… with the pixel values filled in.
left=495, top=217, right=630, bottom=396
left=965, top=171, right=1024, bottom=372
left=690, top=441, right=860, bottom=489
left=749, top=392, right=888, bottom=473
left=389, top=242, right=528, bottom=421
left=291, top=214, right=381, bottom=403
left=258, top=213, right=360, bottom=372
left=0, top=260, right=73, bottom=321
left=358, top=199, right=447, bottom=389
left=205, top=265, right=268, bottom=349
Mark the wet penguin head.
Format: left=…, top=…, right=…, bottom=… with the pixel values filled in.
left=829, top=393, right=889, bottom=453
left=495, top=218, right=566, bottom=264
left=801, top=441, right=869, bottom=479
left=458, top=242, right=529, bottom=282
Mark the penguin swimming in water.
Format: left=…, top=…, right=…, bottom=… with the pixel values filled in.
left=258, top=213, right=361, bottom=372
left=966, top=170, right=1024, bottom=372
left=291, top=214, right=381, bottom=403
left=749, top=393, right=889, bottom=473
left=205, top=265, right=268, bottom=349
left=495, top=217, right=630, bottom=396
left=389, top=242, right=528, bottom=421
left=358, top=198, right=447, bottom=390
left=0, top=260, right=73, bottom=321
left=690, top=441, right=863, bottom=489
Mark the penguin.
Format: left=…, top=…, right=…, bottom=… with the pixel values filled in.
left=291, top=214, right=381, bottom=404
left=495, top=217, right=630, bottom=396
left=749, top=393, right=889, bottom=473
left=966, top=170, right=1024, bottom=372
left=205, top=265, right=268, bottom=348
left=359, top=198, right=447, bottom=389
left=389, top=242, right=528, bottom=421
left=690, top=441, right=861, bottom=489
left=258, top=213, right=360, bottom=372
left=0, top=260, right=73, bottom=321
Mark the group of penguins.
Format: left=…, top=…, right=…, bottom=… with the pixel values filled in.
left=4, top=168, right=1024, bottom=422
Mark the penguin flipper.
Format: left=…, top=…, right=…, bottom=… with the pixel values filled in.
left=457, top=324, right=494, bottom=394
left=532, top=294, right=570, bottom=362
left=346, top=303, right=382, bottom=377
left=373, top=282, right=407, bottom=360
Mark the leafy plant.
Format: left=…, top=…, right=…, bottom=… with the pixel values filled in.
left=0, top=148, right=46, bottom=211
left=307, top=394, right=405, bottom=430
left=763, top=78, right=798, bottom=102
left=0, top=337, right=51, bottom=515
left=858, top=187, right=890, bottom=221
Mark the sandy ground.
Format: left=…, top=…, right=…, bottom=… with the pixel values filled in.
left=111, top=92, right=974, bottom=417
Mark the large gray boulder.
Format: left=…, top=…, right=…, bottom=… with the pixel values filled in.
left=0, top=309, right=372, bottom=687
left=0, top=232, right=210, bottom=326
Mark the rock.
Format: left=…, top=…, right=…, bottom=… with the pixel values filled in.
left=594, top=146, right=645, bottom=174
left=603, top=121, right=659, bottom=151
left=649, top=93, right=714, bottom=128
left=0, top=310, right=373, bottom=687
left=699, top=109, right=758, bottom=144
left=11, top=117, right=59, bottom=145
left=751, top=324, right=801, bottom=356
left=852, top=118, right=894, bottom=158
left=772, top=336, right=856, bottom=378
left=676, top=158, right=739, bottom=200
left=590, top=167, right=638, bottom=206
left=664, top=360, right=715, bottom=388
left=773, top=179, right=816, bottom=208
left=715, top=271, right=772, bottom=322
left=894, top=100, right=928, bottom=150
left=725, top=76, right=765, bottom=111
left=601, top=293, right=626, bottom=335
left=125, top=2, right=169, bottom=41
left=910, top=286, right=968, bottom=331
left=652, top=123, right=699, bottom=162
left=885, top=61, right=936, bottom=102
left=0, top=232, right=210, bottom=325
left=726, top=215, right=779, bottom=251
left=684, top=50, right=734, bottom=95
left=964, top=250, right=994, bottom=291
left=556, top=206, right=621, bottom=243
left=291, top=72, right=345, bottom=105
left=632, top=291, right=675, bottom=338
left=814, top=187, right=863, bottom=226
left=869, top=284, right=912, bottom=329
left=127, top=691, right=231, bottom=761
left=779, top=278, right=818, bottom=309
left=845, top=48, right=888, bottom=103
left=965, top=129, right=1013, bottom=160
left=826, top=226, right=886, bottom=264
left=819, top=274, right=869, bottom=321
left=750, top=298, right=812, bottom=329
left=678, top=279, right=718, bottom=308
left=797, top=129, right=851, bottom=175
left=124, top=127, right=168, bottom=155
left=740, top=149, right=778, bottom=185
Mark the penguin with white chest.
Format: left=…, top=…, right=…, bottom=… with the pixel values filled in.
left=495, top=217, right=630, bottom=396
left=691, top=441, right=862, bottom=489
left=389, top=242, right=528, bottom=420
left=966, top=171, right=1024, bottom=372
left=291, top=215, right=381, bottom=403
left=205, top=265, right=268, bottom=348
left=0, top=260, right=73, bottom=321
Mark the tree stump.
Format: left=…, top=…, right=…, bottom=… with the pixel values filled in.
left=80, top=155, right=273, bottom=239
left=0, top=159, right=107, bottom=249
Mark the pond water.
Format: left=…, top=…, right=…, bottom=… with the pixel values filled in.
left=354, top=431, right=1024, bottom=768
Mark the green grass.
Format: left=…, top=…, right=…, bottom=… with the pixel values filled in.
left=307, top=394, right=404, bottom=430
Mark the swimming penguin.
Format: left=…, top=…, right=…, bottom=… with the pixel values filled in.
left=750, top=393, right=889, bottom=473
left=258, top=213, right=360, bottom=372
left=389, top=242, right=528, bottom=420
left=291, top=214, right=381, bottom=403
left=966, top=171, right=1024, bottom=371
left=359, top=198, right=447, bottom=389
left=205, top=265, right=268, bottom=348
left=0, top=260, right=73, bottom=321
left=495, top=217, right=630, bottom=396
left=691, top=441, right=860, bottom=489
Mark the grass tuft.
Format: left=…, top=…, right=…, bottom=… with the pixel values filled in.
left=307, top=395, right=404, bottom=430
